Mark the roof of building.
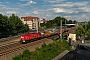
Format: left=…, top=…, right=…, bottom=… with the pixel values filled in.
left=21, top=16, right=39, bottom=21
left=64, top=24, right=76, bottom=26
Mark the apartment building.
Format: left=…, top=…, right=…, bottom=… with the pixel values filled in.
left=20, top=16, right=40, bottom=30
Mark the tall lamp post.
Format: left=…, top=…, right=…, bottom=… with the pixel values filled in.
left=85, top=21, right=87, bottom=31
left=65, top=20, right=66, bottom=28
left=36, top=20, right=38, bottom=33
left=60, top=20, right=62, bottom=41
left=84, top=20, right=87, bottom=38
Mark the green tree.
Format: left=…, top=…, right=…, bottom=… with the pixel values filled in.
left=8, top=14, right=29, bottom=34
left=67, top=20, right=72, bottom=24
left=86, top=29, right=90, bottom=38
left=0, top=14, right=29, bottom=38
left=40, top=23, right=45, bottom=27
left=0, top=14, right=3, bottom=37
left=13, top=49, right=31, bottom=60
left=61, top=17, right=67, bottom=24
left=73, top=20, right=77, bottom=24
left=0, top=14, right=9, bottom=37
left=86, top=21, right=90, bottom=30
left=40, top=16, right=76, bottom=29
left=53, top=16, right=62, bottom=26
left=75, top=26, right=85, bottom=39
left=46, top=21, right=53, bottom=28
left=8, top=14, right=20, bottom=34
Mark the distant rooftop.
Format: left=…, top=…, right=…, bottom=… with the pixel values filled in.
left=64, top=24, right=76, bottom=26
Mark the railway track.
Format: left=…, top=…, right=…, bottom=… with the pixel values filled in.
left=0, top=27, right=76, bottom=60
left=0, top=35, right=20, bottom=42
left=0, top=36, right=20, bottom=46
left=0, top=42, right=20, bottom=57
left=63, top=27, right=76, bottom=36
left=0, top=35, right=59, bottom=59
left=0, top=41, right=19, bottom=47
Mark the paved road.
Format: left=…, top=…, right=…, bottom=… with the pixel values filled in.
left=71, top=49, right=90, bottom=60
left=60, top=40, right=90, bottom=60
left=60, top=51, right=77, bottom=60
left=60, top=48, right=90, bottom=60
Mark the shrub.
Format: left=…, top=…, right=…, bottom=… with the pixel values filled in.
left=42, top=43, right=46, bottom=47
left=13, top=40, right=72, bottom=60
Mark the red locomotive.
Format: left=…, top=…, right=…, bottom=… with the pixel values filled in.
left=20, top=32, right=42, bottom=43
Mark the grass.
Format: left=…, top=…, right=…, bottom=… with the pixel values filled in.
left=13, top=39, right=72, bottom=60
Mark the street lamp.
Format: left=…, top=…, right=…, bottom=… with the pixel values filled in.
left=60, top=20, right=62, bottom=41
left=65, top=20, right=66, bottom=27
left=36, top=20, right=38, bottom=33
left=85, top=21, right=87, bottom=31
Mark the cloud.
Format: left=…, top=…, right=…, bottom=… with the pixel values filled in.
left=33, top=11, right=39, bottom=14
left=0, top=12, right=4, bottom=14
left=0, top=0, right=90, bottom=22
left=53, top=2, right=88, bottom=7
left=19, top=0, right=29, bottom=1
left=6, top=11, right=19, bottom=15
left=19, top=0, right=36, bottom=6
left=5, top=2, right=9, bottom=3
left=44, top=0, right=66, bottom=3
left=0, top=3, right=5, bottom=7
left=46, top=14, right=51, bottom=17
left=21, top=0, right=90, bottom=21
left=81, top=14, right=89, bottom=19
left=25, top=12, right=29, bottom=15
left=2, top=6, right=19, bottom=11
left=0, top=2, right=20, bottom=16
left=0, top=2, right=19, bottom=11
left=48, top=1, right=90, bottom=14
left=52, top=8, right=65, bottom=13
left=48, top=8, right=76, bottom=14
left=0, top=2, right=2, bottom=4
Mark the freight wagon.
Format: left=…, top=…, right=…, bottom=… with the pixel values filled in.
left=43, top=30, right=54, bottom=37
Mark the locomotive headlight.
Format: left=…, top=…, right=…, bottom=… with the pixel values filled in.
left=21, top=36, right=24, bottom=38
left=23, top=41, right=25, bottom=42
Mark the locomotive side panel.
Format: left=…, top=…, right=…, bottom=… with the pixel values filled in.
left=20, top=32, right=42, bottom=43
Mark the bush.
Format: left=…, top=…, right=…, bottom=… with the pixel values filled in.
left=23, top=49, right=31, bottom=55
left=42, top=43, right=46, bottom=47
left=13, top=49, right=31, bottom=60
left=13, top=40, right=72, bottom=60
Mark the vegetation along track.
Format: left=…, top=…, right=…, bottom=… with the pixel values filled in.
left=0, top=35, right=59, bottom=58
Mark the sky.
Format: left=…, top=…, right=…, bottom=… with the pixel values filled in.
left=0, top=0, right=90, bottom=22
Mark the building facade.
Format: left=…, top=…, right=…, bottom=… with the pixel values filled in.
left=20, top=16, right=40, bottom=30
